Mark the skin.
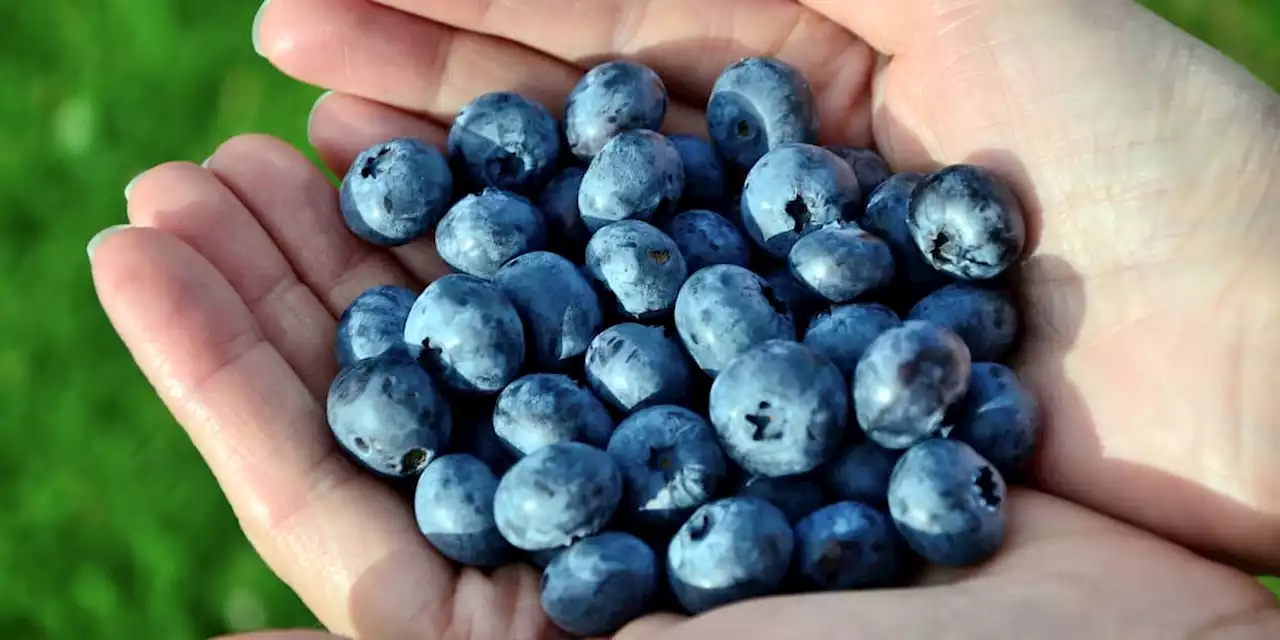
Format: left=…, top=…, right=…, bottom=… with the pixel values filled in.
left=92, top=0, right=1279, bottom=638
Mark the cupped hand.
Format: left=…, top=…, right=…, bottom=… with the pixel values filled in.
left=93, top=0, right=1280, bottom=638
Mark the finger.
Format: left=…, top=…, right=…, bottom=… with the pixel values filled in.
left=797, top=0, right=927, bottom=55
left=256, top=0, right=704, bottom=136
left=305, top=93, right=455, bottom=283
left=91, top=228, right=459, bottom=638
left=213, top=632, right=347, bottom=640
left=125, top=162, right=335, bottom=397
left=650, top=490, right=1278, bottom=640
left=375, top=0, right=877, bottom=145
left=204, top=133, right=423, bottom=308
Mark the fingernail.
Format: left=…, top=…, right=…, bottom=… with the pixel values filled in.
left=124, top=171, right=144, bottom=201
left=201, top=156, right=212, bottom=168
left=309, top=90, right=335, bottom=125
left=252, top=0, right=271, bottom=57
left=87, top=225, right=132, bottom=263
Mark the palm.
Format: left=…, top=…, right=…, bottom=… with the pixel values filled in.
left=92, top=0, right=1278, bottom=638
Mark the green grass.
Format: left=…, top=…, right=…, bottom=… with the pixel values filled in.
left=0, top=1, right=1276, bottom=638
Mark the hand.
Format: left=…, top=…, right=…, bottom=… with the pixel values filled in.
left=92, top=0, right=1280, bottom=638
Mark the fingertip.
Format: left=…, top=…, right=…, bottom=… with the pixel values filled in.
left=87, top=224, right=134, bottom=265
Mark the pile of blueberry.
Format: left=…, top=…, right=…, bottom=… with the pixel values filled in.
left=327, top=56, right=1037, bottom=637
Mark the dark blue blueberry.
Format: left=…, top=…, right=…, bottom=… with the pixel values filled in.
left=908, top=283, right=1019, bottom=362
left=339, top=138, right=453, bottom=246
left=950, top=363, right=1040, bottom=477
left=541, top=532, right=659, bottom=637
left=907, top=164, right=1027, bottom=280
left=492, top=251, right=604, bottom=370
left=741, top=144, right=861, bottom=257
left=709, top=340, right=848, bottom=476
left=674, top=265, right=796, bottom=376
left=403, top=274, right=524, bottom=394
left=787, top=222, right=896, bottom=303
left=735, top=474, right=825, bottom=524
left=449, top=404, right=516, bottom=475
left=854, top=321, right=971, bottom=449
left=585, top=220, right=688, bottom=320
left=413, top=453, right=515, bottom=567
left=536, top=167, right=590, bottom=257
left=803, top=303, right=902, bottom=377
left=822, top=441, right=903, bottom=507
left=565, top=61, right=669, bottom=162
left=527, top=546, right=567, bottom=569
left=586, top=324, right=692, bottom=413
left=335, top=285, right=417, bottom=369
left=888, top=438, right=1007, bottom=566
left=666, top=497, right=795, bottom=614
left=861, top=172, right=949, bottom=289
left=760, top=267, right=824, bottom=332
left=828, top=146, right=892, bottom=199
left=662, top=209, right=750, bottom=273
left=579, top=130, right=684, bottom=232
left=493, top=442, right=623, bottom=551
left=793, top=501, right=904, bottom=590
left=448, top=92, right=560, bottom=194
left=707, top=57, right=818, bottom=171
left=607, top=406, right=728, bottom=528
left=493, top=373, right=615, bottom=457
left=435, top=189, right=546, bottom=279
left=326, top=349, right=452, bottom=479
left=668, top=134, right=727, bottom=210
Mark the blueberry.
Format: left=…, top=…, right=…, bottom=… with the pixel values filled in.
left=735, top=474, right=825, bottom=524
left=908, top=283, right=1019, bottom=362
left=674, top=265, right=796, bottom=376
left=492, top=251, right=604, bottom=369
left=326, top=349, right=452, bottom=478
left=888, top=438, right=1007, bottom=566
left=707, top=57, right=818, bottom=170
left=564, top=61, right=669, bottom=162
left=435, top=189, right=547, bottom=279
left=861, top=172, right=949, bottom=289
left=586, top=324, right=693, bottom=413
left=760, top=267, right=823, bottom=332
left=854, top=321, right=972, bottom=449
left=335, top=285, right=418, bottom=369
left=827, top=146, right=892, bottom=199
left=339, top=138, right=453, bottom=246
left=448, top=92, right=560, bottom=194
left=793, top=501, right=903, bottom=590
left=741, top=144, right=861, bottom=257
left=540, top=531, right=659, bottom=637
left=907, top=164, right=1027, bottom=280
left=709, top=340, right=848, bottom=476
left=607, top=405, right=728, bottom=528
left=449, top=404, right=516, bottom=475
left=803, top=303, right=902, bottom=377
left=413, top=453, right=515, bottom=567
left=579, top=130, right=685, bottom=232
left=536, top=167, right=590, bottom=257
left=668, top=134, right=727, bottom=210
left=493, top=373, right=615, bottom=457
left=663, top=209, right=750, bottom=273
left=822, top=441, right=903, bottom=507
left=403, top=274, right=524, bottom=394
left=585, top=220, right=688, bottom=320
left=493, top=442, right=623, bottom=551
left=527, top=546, right=567, bottom=569
left=788, top=222, right=896, bottom=303
left=666, top=497, right=795, bottom=614
left=950, top=363, right=1040, bottom=477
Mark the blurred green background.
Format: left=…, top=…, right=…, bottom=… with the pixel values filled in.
left=0, top=1, right=1277, bottom=638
